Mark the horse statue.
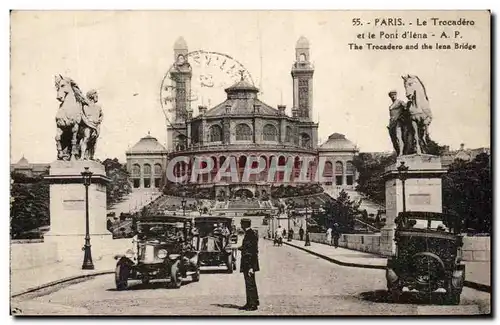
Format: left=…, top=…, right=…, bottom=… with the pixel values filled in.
left=54, top=75, right=102, bottom=161
left=402, top=74, right=433, bottom=155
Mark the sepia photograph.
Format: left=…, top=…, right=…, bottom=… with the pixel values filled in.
left=8, top=9, right=491, bottom=316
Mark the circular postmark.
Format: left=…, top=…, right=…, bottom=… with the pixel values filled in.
left=160, top=50, right=254, bottom=124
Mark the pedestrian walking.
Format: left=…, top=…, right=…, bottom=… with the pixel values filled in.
left=289, top=228, right=294, bottom=241
left=326, top=227, right=332, bottom=245
left=238, top=218, right=260, bottom=311
left=299, top=227, right=304, bottom=241
left=282, top=228, right=287, bottom=239
left=333, top=223, right=341, bottom=248
left=275, top=226, right=283, bottom=246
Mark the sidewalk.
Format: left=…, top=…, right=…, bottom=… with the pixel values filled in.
left=283, top=239, right=491, bottom=291
left=11, top=253, right=116, bottom=297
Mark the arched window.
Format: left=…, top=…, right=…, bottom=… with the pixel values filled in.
left=209, top=125, right=222, bottom=142
left=143, top=164, right=152, bottom=176
left=143, top=163, right=152, bottom=188
left=236, top=123, right=252, bottom=141
left=285, top=126, right=293, bottom=143
left=263, top=124, right=278, bottom=141
left=176, top=135, right=187, bottom=151
left=154, top=163, right=162, bottom=175
left=346, top=161, right=355, bottom=185
left=299, top=53, right=307, bottom=62
left=132, top=164, right=140, bottom=177
left=300, top=133, right=311, bottom=148
left=335, top=161, right=343, bottom=185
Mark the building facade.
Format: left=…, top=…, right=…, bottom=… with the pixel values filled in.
left=10, top=156, right=49, bottom=177
left=127, top=36, right=359, bottom=196
left=125, top=134, right=168, bottom=189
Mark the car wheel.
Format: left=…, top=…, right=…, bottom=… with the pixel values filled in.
left=226, top=253, right=233, bottom=274
left=115, top=264, right=129, bottom=291
left=170, top=260, right=182, bottom=289
left=389, top=287, right=402, bottom=303
left=192, top=269, right=200, bottom=282
left=444, top=290, right=461, bottom=305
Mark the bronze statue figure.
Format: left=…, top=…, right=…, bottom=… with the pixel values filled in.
left=388, top=75, right=433, bottom=156
left=402, top=74, right=433, bottom=155
left=54, top=75, right=103, bottom=161
left=387, top=90, right=408, bottom=156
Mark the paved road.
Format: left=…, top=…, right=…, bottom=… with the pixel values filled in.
left=12, top=240, right=490, bottom=316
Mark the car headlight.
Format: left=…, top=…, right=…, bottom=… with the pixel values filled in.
left=157, top=249, right=168, bottom=259
left=125, top=249, right=135, bottom=259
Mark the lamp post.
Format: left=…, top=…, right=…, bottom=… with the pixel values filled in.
left=287, top=209, right=292, bottom=242
left=81, top=167, right=94, bottom=270
left=304, top=198, right=311, bottom=246
left=397, top=161, right=409, bottom=213
left=181, top=192, right=187, bottom=216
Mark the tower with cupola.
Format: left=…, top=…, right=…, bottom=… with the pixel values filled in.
left=291, top=36, right=314, bottom=121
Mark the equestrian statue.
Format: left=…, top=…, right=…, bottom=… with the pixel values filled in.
left=54, top=75, right=103, bottom=161
left=388, top=74, right=433, bottom=156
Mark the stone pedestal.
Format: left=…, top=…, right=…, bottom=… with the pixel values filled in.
left=380, top=154, right=447, bottom=256
left=44, top=160, right=112, bottom=262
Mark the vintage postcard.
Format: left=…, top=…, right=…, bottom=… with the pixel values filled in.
left=10, top=10, right=491, bottom=316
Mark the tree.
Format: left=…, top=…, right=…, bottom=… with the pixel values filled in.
left=313, top=190, right=361, bottom=233
left=442, top=153, right=491, bottom=234
left=10, top=172, right=50, bottom=238
left=352, top=153, right=395, bottom=205
left=103, top=158, right=132, bottom=209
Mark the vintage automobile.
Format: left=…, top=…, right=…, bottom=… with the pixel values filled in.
left=194, top=216, right=238, bottom=273
left=386, top=211, right=465, bottom=305
left=114, top=215, right=200, bottom=290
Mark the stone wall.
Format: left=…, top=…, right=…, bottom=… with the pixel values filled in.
left=462, top=236, right=490, bottom=262
left=10, top=238, right=133, bottom=271
left=305, top=233, right=490, bottom=262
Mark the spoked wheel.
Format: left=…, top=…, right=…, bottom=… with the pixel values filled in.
left=192, top=263, right=200, bottom=282
left=115, top=263, right=129, bottom=291
left=169, top=260, right=182, bottom=289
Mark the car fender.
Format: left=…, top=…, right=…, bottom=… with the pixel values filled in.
left=115, top=256, right=134, bottom=267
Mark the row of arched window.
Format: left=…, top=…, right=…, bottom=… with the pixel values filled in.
left=205, top=123, right=311, bottom=147
left=131, top=163, right=162, bottom=177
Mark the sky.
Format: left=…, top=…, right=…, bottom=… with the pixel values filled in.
left=10, top=10, right=490, bottom=163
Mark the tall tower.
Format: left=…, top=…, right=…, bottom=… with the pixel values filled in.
left=291, top=36, right=314, bottom=121
left=170, top=37, right=192, bottom=122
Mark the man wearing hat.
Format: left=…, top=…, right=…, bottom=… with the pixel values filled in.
left=387, top=89, right=408, bottom=156
left=238, top=218, right=260, bottom=311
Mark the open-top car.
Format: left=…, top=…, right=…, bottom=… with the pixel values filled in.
left=386, top=211, right=465, bottom=305
left=194, top=216, right=238, bottom=273
left=114, top=214, right=200, bottom=290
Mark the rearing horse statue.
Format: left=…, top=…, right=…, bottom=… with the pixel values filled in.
left=402, top=74, right=433, bottom=155
left=54, top=75, right=87, bottom=161
left=54, top=75, right=102, bottom=161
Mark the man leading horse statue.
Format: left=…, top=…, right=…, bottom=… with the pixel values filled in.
left=54, top=75, right=103, bottom=161
left=388, top=74, right=433, bottom=156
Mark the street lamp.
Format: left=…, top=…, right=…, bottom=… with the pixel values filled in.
left=304, top=198, right=311, bottom=246
left=397, top=161, right=409, bottom=213
left=81, top=167, right=94, bottom=270
left=287, top=209, right=292, bottom=242
left=181, top=194, right=186, bottom=216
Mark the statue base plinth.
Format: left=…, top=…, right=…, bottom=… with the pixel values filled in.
left=44, top=160, right=112, bottom=263
left=380, top=154, right=447, bottom=256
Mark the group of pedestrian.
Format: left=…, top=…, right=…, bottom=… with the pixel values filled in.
left=326, top=223, right=341, bottom=248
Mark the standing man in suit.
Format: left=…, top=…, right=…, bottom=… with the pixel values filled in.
left=238, top=218, right=260, bottom=311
